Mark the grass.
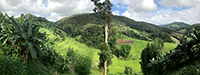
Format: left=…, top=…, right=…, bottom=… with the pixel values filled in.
left=108, top=57, right=141, bottom=74
left=39, top=27, right=178, bottom=75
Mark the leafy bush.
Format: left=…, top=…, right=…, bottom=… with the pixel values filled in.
left=73, top=54, right=92, bottom=75
left=140, top=39, right=164, bottom=75
left=42, top=43, right=59, bottom=65
left=98, top=50, right=113, bottom=69
left=0, top=43, right=20, bottom=60
left=98, top=42, right=110, bottom=51
left=0, top=54, right=56, bottom=75
left=124, top=66, right=133, bottom=74
left=66, top=48, right=93, bottom=75
left=0, top=54, right=26, bottom=75
left=0, top=14, right=47, bottom=62
left=120, top=44, right=131, bottom=58
left=147, top=28, right=200, bottom=75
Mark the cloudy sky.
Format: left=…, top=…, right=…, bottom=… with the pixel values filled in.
left=0, top=0, right=200, bottom=25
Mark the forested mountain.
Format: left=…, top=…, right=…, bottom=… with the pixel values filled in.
left=54, top=13, right=173, bottom=42
left=24, top=14, right=53, bottom=24
left=161, top=22, right=190, bottom=30
left=176, top=23, right=200, bottom=34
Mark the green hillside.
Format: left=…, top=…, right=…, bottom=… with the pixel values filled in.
left=33, top=13, right=177, bottom=74
left=176, top=23, right=200, bottom=34
left=54, top=13, right=174, bottom=42
left=39, top=24, right=177, bottom=74
left=0, top=13, right=179, bottom=75
left=161, top=22, right=190, bottom=30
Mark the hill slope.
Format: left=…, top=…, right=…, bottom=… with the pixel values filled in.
left=176, top=23, right=200, bottom=34
left=161, top=22, right=190, bottom=30
left=54, top=13, right=174, bottom=42
left=12, top=13, right=178, bottom=74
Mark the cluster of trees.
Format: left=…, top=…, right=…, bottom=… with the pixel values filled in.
left=108, top=37, right=131, bottom=59
left=0, top=13, right=93, bottom=75
left=140, top=39, right=164, bottom=75
left=176, top=23, right=200, bottom=34
left=113, top=16, right=173, bottom=42
left=140, top=28, right=200, bottom=75
left=52, top=7, right=173, bottom=42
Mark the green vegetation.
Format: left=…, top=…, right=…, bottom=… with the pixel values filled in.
left=176, top=23, right=200, bottom=34
left=145, top=28, right=200, bottom=75
left=161, top=22, right=190, bottom=30
left=1, top=4, right=199, bottom=75
left=124, top=66, right=133, bottom=74
left=54, top=12, right=174, bottom=42
left=140, top=39, right=164, bottom=75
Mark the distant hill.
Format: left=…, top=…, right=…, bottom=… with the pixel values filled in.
left=176, top=23, right=200, bottom=34
left=54, top=13, right=173, bottom=42
left=161, top=22, right=190, bottom=30
left=24, top=14, right=53, bottom=24
left=12, top=13, right=174, bottom=42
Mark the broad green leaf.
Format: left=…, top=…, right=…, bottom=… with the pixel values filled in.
left=0, top=34, right=7, bottom=40
left=34, top=44, right=43, bottom=57
left=27, top=22, right=33, bottom=38
left=33, top=37, right=44, bottom=42
left=19, top=14, right=24, bottom=25
left=6, top=14, right=24, bottom=32
left=3, top=38, right=8, bottom=45
left=21, top=33, right=27, bottom=39
left=42, top=44, right=47, bottom=51
left=27, top=42, right=37, bottom=59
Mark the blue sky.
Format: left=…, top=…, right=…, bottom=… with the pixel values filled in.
left=0, top=0, right=200, bottom=25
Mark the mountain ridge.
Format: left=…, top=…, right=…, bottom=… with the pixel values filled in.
left=160, top=22, right=190, bottom=30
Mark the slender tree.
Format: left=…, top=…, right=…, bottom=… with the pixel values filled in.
left=91, top=0, right=113, bottom=75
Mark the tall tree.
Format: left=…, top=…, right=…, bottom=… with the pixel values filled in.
left=91, top=0, right=113, bottom=75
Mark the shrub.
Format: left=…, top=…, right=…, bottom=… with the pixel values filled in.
left=73, top=54, right=92, bottom=75
left=0, top=54, right=56, bottom=75
left=124, top=66, right=133, bottom=74
left=66, top=48, right=92, bottom=75
left=0, top=54, right=26, bottom=75
left=140, top=39, right=164, bottom=75
left=120, top=44, right=131, bottom=58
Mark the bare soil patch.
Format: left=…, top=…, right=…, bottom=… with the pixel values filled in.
left=116, top=38, right=134, bottom=45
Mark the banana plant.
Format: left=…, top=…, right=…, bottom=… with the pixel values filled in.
left=0, top=14, right=47, bottom=62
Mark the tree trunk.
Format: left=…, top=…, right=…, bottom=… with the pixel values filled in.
left=105, top=23, right=108, bottom=43
left=104, top=60, right=107, bottom=75
left=104, top=22, right=108, bottom=75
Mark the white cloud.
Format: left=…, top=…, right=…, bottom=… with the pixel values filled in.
left=0, top=0, right=200, bottom=25
left=0, top=0, right=95, bottom=22
left=112, top=10, right=120, bottom=16
left=157, top=0, right=198, bottom=7
left=121, top=0, right=157, bottom=12
left=121, top=0, right=200, bottom=25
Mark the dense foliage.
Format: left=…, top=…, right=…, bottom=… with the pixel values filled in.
left=66, top=48, right=93, bottom=75
left=98, top=42, right=113, bottom=69
left=0, top=14, right=48, bottom=63
left=53, top=13, right=173, bottom=42
left=145, top=28, right=200, bottom=75
left=124, top=66, right=133, bottom=74
left=161, top=22, right=190, bottom=30
left=78, top=25, right=104, bottom=48
left=113, top=16, right=173, bottom=42
left=176, top=23, right=200, bottom=34
left=0, top=13, right=93, bottom=75
left=140, top=39, right=164, bottom=75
